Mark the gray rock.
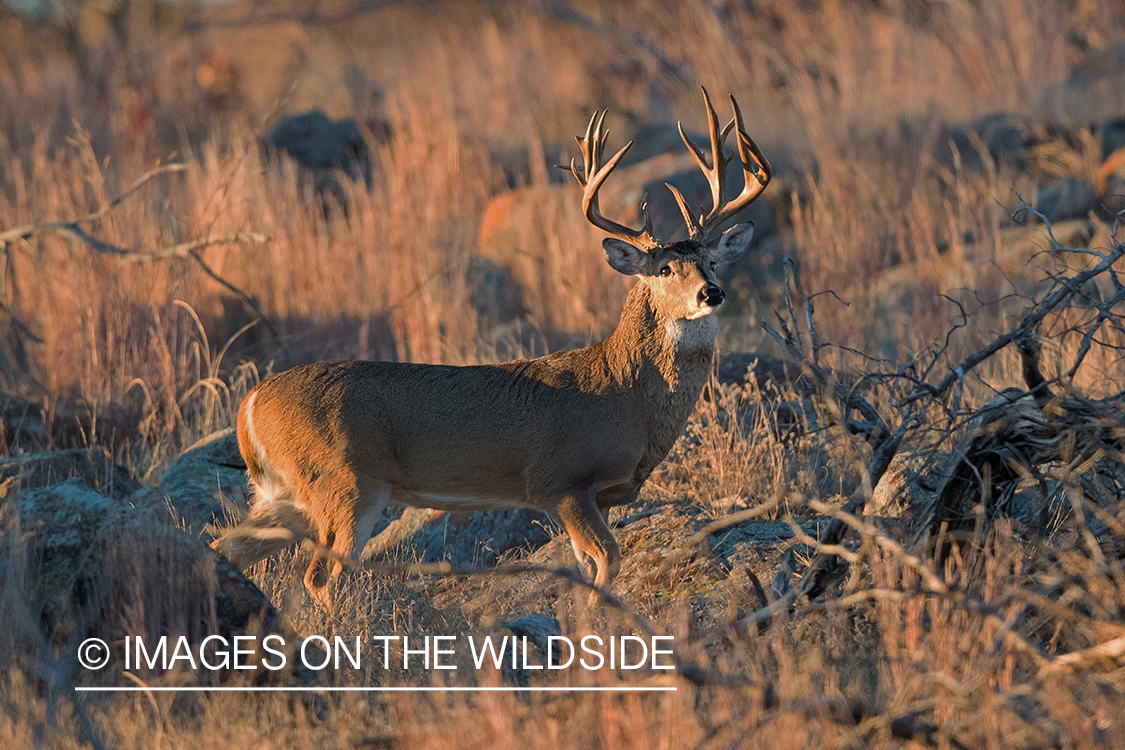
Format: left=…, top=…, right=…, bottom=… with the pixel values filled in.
left=707, top=517, right=827, bottom=561
left=1038, top=43, right=1125, bottom=124
left=0, top=447, right=140, bottom=501
left=1103, top=175, right=1125, bottom=215
left=264, top=110, right=380, bottom=211
left=715, top=351, right=815, bottom=395
left=0, top=395, right=138, bottom=456
left=869, top=451, right=945, bottom=519
left=1102, top=118, right=1125, bottom=160
left=487, top=139, right=569, bottom=189
left=4, top=479, right=276, bottom=645
left=502, top=613, right=562, bottom=644
left=141, top=428, right=248, bottom=536
left=266, top=110, right=372, bottom=183
left=1033, top=179, right=1097, bottom=222
left=465, top=255, right=526, bottom=332
left=499, top=614, right=563, bottom=685
left=944, top=113, right=1034, bottom=171
left=1066, top=41, right=1125, bottom=90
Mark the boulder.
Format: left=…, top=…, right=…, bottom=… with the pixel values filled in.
left=465, top=255, right=527, bottom=332
left=706, top=515, right=829, bottom=568
left=868, top=451, right=945, bottom=519
left=942, top=112, right=1034, bottom=172
left=3, top=478, right=277, bottom=648
left=1103, top=175, right=1125, bottom=216
left=266, top=110, right=372, bottom=183
left=138, top=428, right=248, bottom=536
left=1101, top=118, right=1125, bottom=161
left=497, top=614, right=563, bottom=685
left=715, top=351, right=816, bottom=395
left=487, top=138, right=570, bottom=189
left=264, top=110, right=381, bottom=210
left=1039, top=42, right=1125, bottom=122
left=0, top=447, right=139, bottom=501
left=0, top=395, right=138, bottom=457
left=1033, top=178, right=1097, bottom=223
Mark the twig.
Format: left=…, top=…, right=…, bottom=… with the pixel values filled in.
left=0, top=161, right=278, bottom=359
left=899, top=236, right=1125, bottom=407
left=3, top=222, right=267, bottom=262
left=688, top=495, right=782, bottom=546
left=0, top=163, right=188, bottom=246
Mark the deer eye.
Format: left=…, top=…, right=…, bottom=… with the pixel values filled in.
left=660, top=265, right=672, bottom=277
left=709, top=261, right=717, bottom=271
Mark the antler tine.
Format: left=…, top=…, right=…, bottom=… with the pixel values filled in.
left=570, top=110, right=602, bottom=186
left=571, top=110, right=660, bottom=249
left=702, top=87, right=733, bottom=223
left=692, top=92, right=772, bottom=243
left=640, top=194, right=655, bottom=238
left=677, top=87, right=735, bottom=228
left=665, top=182, right=700, bottom=237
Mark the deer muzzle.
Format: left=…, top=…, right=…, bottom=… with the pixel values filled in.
left=699, top=283, right=725, bottom=307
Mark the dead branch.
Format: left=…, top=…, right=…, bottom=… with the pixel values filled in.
left=752, top=204, right=1125, bottom=635
left=769, top=405, right=917, bottom=603
left=0, top=161, right=267, bottom=259
left=3, top=222, right=267, bottom=262
left=0, top=162, right=284, bottom=360
left=914, top=384, right=1125, bottom=542
left=759, top=255, right=892, bottom=446
left=899, top=226, right=1125, bottom=409
left=688, top=494, right=782, bottom=546
left=774, top=501, right=1125, bottom=676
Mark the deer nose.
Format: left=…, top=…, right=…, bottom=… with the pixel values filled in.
left=699, top=284, right=725, bottom=306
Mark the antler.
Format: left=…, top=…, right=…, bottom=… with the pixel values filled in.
left=570, top=110, right=659, bottom=250
left=669, top=87, right=772, bottom=243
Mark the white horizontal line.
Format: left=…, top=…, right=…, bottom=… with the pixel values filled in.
left=75, top=686, right=676, bottom=693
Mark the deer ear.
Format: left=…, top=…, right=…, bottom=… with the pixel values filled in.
left=603, top=238, right=651, bottom=276
left=713, top=222, right=755, bottom=265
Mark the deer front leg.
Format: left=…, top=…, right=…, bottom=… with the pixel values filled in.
left=557, top=489, right=622, bottom=589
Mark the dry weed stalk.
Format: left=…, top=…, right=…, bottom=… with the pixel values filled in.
left=908, top=208, right=1125, bottom=540
left=0, top=161, right=274, bottom=353
left=730, top=206, right=1125, bottom=690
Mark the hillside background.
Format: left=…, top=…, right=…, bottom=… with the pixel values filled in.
left=2, top=1, right=1125, bottom=747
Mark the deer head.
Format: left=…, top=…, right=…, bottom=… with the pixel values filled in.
left=570, top=87, right=772, bottom=324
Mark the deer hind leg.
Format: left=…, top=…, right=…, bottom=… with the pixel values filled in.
left=303, top=473, right=390, bottom=610
left=557, top=490, right=622, bottom=589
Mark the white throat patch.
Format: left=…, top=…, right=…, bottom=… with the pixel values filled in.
left=664, top=316, right=719, bottom=350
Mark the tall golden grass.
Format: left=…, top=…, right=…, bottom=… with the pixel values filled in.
left=1, top=0, right=1124, bottom=746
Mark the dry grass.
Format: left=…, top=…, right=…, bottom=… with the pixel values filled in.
left=1, top=0, right=1124, bottom=747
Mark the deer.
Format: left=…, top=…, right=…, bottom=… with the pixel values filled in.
left=211, top=87, right=772, bottom=609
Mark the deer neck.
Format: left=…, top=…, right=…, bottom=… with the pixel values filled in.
left=597, top=281, right=717, bottom=424
left=594, top=282, right=716, bottom=483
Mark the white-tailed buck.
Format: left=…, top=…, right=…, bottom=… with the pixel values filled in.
left=213, top=88, right=771, bottom=608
